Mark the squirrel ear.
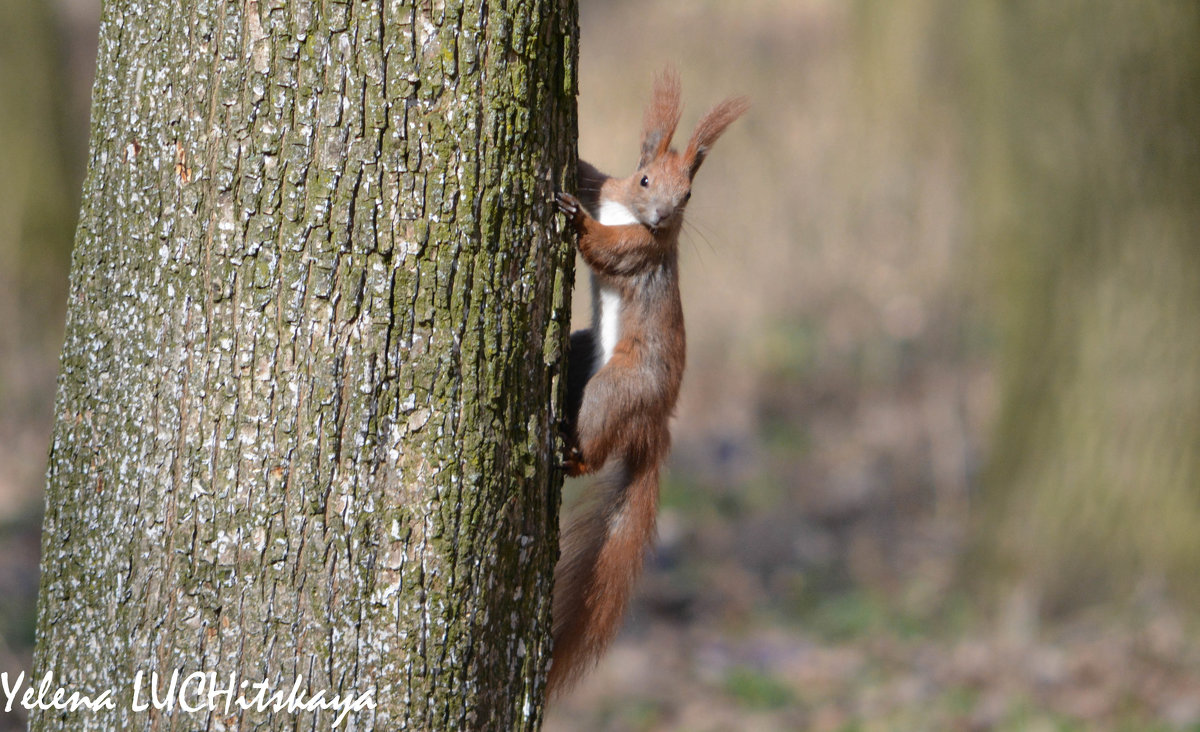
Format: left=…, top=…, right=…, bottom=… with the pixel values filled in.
left=638, top=68, right=682, bottom=169
left=683, top=96, right=750, bottom=178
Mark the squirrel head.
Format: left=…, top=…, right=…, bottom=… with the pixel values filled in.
left=621, top=68, right=749, bottom=234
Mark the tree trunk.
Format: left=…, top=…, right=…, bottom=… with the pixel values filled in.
left=966, top=2, right=1200, bottom=613
left=33, top=0, right=577, bottom=729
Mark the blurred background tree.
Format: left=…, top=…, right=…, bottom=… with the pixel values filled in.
left=965, top=2, right=1200, bottom=617
left=0, top=0, right=75, bottom=516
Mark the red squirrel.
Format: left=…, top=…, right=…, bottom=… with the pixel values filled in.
left=549, top=68, right=748, bottom=696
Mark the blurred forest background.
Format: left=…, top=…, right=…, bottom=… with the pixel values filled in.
left=2, top=1, right=1199, bottom=730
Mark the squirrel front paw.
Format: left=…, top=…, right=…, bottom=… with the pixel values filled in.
left=555, top=192, right=587, bottom=230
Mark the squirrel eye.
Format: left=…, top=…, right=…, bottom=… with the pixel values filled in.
left=684, top=191, right=691, bottom=201
left=640, top=176, right=649, bottom=187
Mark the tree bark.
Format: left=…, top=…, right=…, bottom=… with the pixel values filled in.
left=33, top=0, right=577, bottom=729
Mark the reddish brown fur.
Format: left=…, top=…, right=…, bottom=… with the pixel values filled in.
left=549, top=68, right=747, bottom=698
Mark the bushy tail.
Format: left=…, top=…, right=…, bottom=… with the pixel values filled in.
left=547, top=460, right=659, bottom=696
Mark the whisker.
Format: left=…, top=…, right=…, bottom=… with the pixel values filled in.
left=682, top=218, right=719, bottom=258
left=680, top=223, right=714, bottom=274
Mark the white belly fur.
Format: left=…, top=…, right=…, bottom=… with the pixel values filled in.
left=593, top=201, right=639, bottom=370
left=596, top=286, right=621, bottom=368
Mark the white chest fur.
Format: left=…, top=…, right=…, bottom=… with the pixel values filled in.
left=592, top=200, right=640, bottom=371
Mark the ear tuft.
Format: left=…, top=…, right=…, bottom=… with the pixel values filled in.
left=638, top=68, right=683, bottom=168
left=683, top=96, right=750, bottom=178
